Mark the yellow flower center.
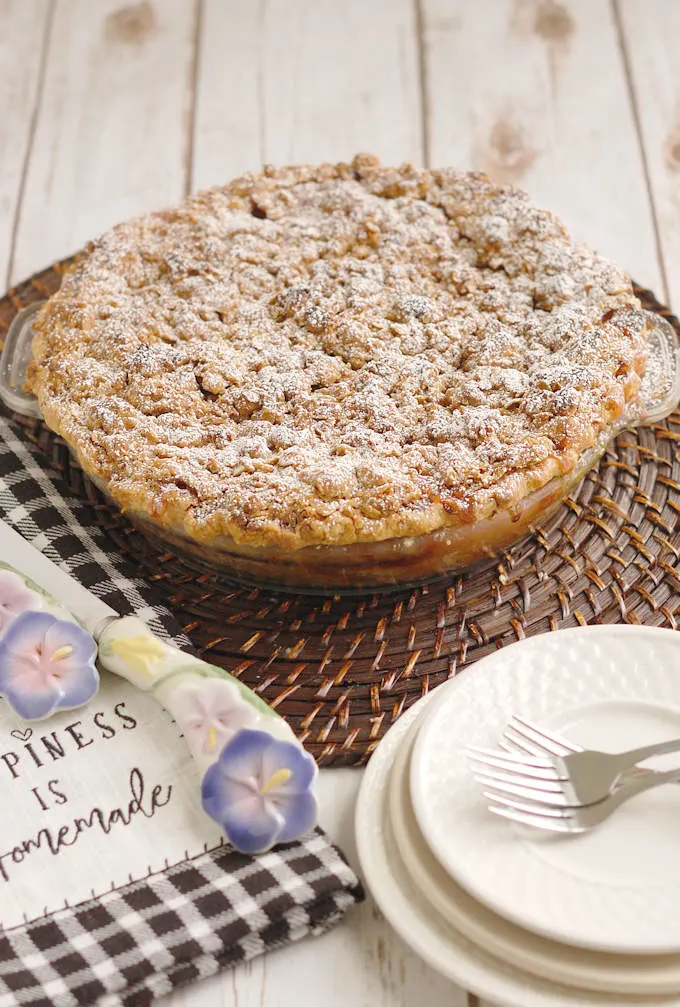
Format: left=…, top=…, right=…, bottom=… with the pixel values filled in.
left=108, top=635, right=168, bottom=676
left=261, top=768, right=292, bottom=794
left=206, top=725, right=218, bottom=753
left=51, top=645, right=73, bottom=661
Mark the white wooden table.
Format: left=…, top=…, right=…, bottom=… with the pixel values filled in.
left=2, top=1, right=679, bottom=1004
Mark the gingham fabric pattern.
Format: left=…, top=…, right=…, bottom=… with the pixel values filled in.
left=0, top=418, right=189, bottom=651
left=0, top=837, right=361, bottom=1007
left=0, top=414, right=363, bottom=1006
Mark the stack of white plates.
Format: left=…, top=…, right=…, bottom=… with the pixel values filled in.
left=355, top=625, right=680, bottom=1006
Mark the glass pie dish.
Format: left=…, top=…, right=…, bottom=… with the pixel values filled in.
left=2, top=302, right=680, bottom=594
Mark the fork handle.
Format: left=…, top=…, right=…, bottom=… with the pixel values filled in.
left=608, top=766, right=680, bottom=810
left=614, top=737, right=680, bottom=772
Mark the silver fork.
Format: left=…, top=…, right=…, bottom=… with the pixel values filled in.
left=500, top=716, right=579, bottom=759
left=481, top=767, right=680, bottom=833
left=498, top=715, right=651, bottom=793
left=468, top=723, right=680, bottom=813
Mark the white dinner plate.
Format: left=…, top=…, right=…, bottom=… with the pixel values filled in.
left=389, top=703, right=680, bottom=995
left=355, top=695, right=680, bottom=1007
left=409, top=625, right=680, bottom=955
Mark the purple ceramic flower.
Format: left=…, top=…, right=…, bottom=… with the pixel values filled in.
left=202, top=729, right=318, bottom=854
left=0, top=570, right=41, bottom=635
left=173, top=677, right=257, bottom=759
left=0, top=611, right=99, bottom=720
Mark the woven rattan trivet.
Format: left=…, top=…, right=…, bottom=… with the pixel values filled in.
left=3, top=258, right=680, bottom=766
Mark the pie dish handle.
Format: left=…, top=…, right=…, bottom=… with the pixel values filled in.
left=626, top=308, right=680, bottom=424
left=95, top=615, right=319, bottom=854
left=0, top=302, right=43, bottom=418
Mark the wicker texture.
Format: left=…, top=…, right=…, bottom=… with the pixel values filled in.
left=2, top=258, right=680, bottom=766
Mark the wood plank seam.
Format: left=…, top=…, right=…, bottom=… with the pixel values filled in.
left=5, top=0, right=55, bottom=289
left=414, top=0, right=430, bottom=166
left=185, top=0, right=205, bottom=196
left=611, top=0, right=670, bottom=305
left=257, top=0, right=266, bottom=168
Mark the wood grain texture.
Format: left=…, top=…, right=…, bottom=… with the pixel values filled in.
left=420, top=0, right=663, bottom=294
left=191, top=0, right=423, bottom=190
left=0, top=0, right=52, bottom=287
left=617, top=0, right=680, bottom=308
left=9, top=0, right=198, bottom=283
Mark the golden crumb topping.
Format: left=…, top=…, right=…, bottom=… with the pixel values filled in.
left=28, top=154, right=645, bottom=549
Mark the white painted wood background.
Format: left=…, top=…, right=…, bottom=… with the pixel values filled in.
left=1, top=1, right=677, bottom=1004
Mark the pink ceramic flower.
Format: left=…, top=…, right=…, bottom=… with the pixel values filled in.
left=0, top=611, right=98, bottom=720
left=174, top=677, right=257, bottom=759
left=0, top=570, right=40, bottom=635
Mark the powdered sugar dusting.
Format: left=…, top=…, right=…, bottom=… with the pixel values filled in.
left=28, top=154, right=646, bottom=549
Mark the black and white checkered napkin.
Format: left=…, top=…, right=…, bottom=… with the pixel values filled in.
left=0, top=414, right=363, bottom=1007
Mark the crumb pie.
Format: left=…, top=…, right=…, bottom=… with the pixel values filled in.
left=26, top=154, right=650, bottom=589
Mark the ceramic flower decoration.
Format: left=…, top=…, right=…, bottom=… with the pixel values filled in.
left=202, top=728, right=318, bottom=854
left=0, top=611, right=99, bottom=720
left=173, top=677, right=257, bottom=759
left=0, top=571, right=319, bottom=848
left=0, top=569, right=41, bottom=634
